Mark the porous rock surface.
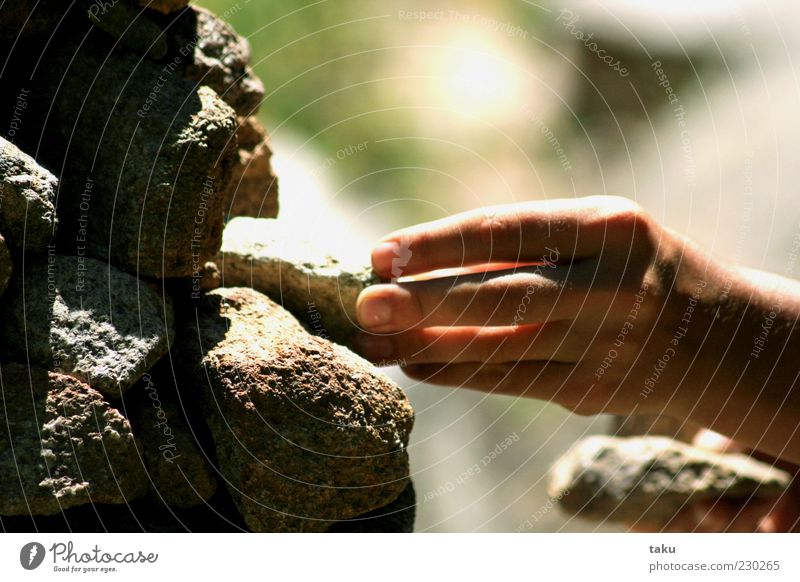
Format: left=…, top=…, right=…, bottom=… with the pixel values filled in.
left=180, top=287, right=413, bottom=532
left=0, top=255, right=173, bottom=397
left=33, top=32, right=237, bottom=278
left=0, top=364, right=148, bottom=515
left=169, top=6, right=264, bottom=117
left=0, top=235, right=10, bottom=296
left=549, top=435, right=791, bottom=523
left=0, top=0, right=415, bottom=533
left=227, top=117, right=279, bottom=218
left=0, top=136, right=57, bottom=250
left=217, top=218, right=379, bottom=347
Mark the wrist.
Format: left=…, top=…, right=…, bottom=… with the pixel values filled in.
left=669, top=259, right=800, bottom=461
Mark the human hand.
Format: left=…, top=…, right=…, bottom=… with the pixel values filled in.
left=354, top=196, right=722, bottom=418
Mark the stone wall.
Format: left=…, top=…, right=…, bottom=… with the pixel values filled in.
left=0, top=0, right=414, bottom=533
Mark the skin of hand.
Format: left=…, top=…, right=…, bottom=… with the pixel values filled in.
left=627, top=429, right=800, bottom=533
left=354, top=196, right=800, bottom=464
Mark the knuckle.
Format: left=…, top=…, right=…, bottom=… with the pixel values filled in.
left=609, top=203, right=654, bottom=245
left=591, top=197, right=658, bottom=272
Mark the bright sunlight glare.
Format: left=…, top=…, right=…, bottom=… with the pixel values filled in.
left=434, top=34, right=525, bottom=120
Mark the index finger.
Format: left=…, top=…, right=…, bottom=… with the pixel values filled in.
left=371, top=196, right=649, bottom=278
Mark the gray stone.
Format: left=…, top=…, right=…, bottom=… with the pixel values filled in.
left=89, top=1, right=168, bottom=59
left=0, top=255, right=174, bottom=397
left=34, top=31, right=237, bottom=278
left=170, top=6, right=264, bottom=116
left=0, top=364, right=148, bottom=516
left=217, top=218, right=379, bottom=347
left=549, top=435, right=792, bottom=523
left=179, top=287, right=413, bottom=532
left=0, top=136, right=58, bottom=250
left=131, top=376, right=217, bottom=508
left=0, top=235, right=10, bottom=297
left=226, top=117, right=279, bottom=218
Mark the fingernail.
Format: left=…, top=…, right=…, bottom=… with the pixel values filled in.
left=372, top=241, right=400, bottom=275
left=357, top=296, right=393, bottom=327
left=354, top=334, right=394, bottom=359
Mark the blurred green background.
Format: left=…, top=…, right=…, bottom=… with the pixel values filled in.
left=197, top=0, right=579, bottom=229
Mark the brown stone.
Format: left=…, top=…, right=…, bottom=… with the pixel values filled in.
left=328, top=481, right=416, bottom=533
left=178, top=287, right=413, bottom=531
left=0, top=364, right=148, bottom=515
left=169, top=6, right=264, bottom=117
left=227, top=117, right=279, bottom=219
left=30, top=30, right=238, bottom=278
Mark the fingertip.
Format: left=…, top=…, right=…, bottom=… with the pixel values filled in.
left=356, top=288, right=393, bottom=328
